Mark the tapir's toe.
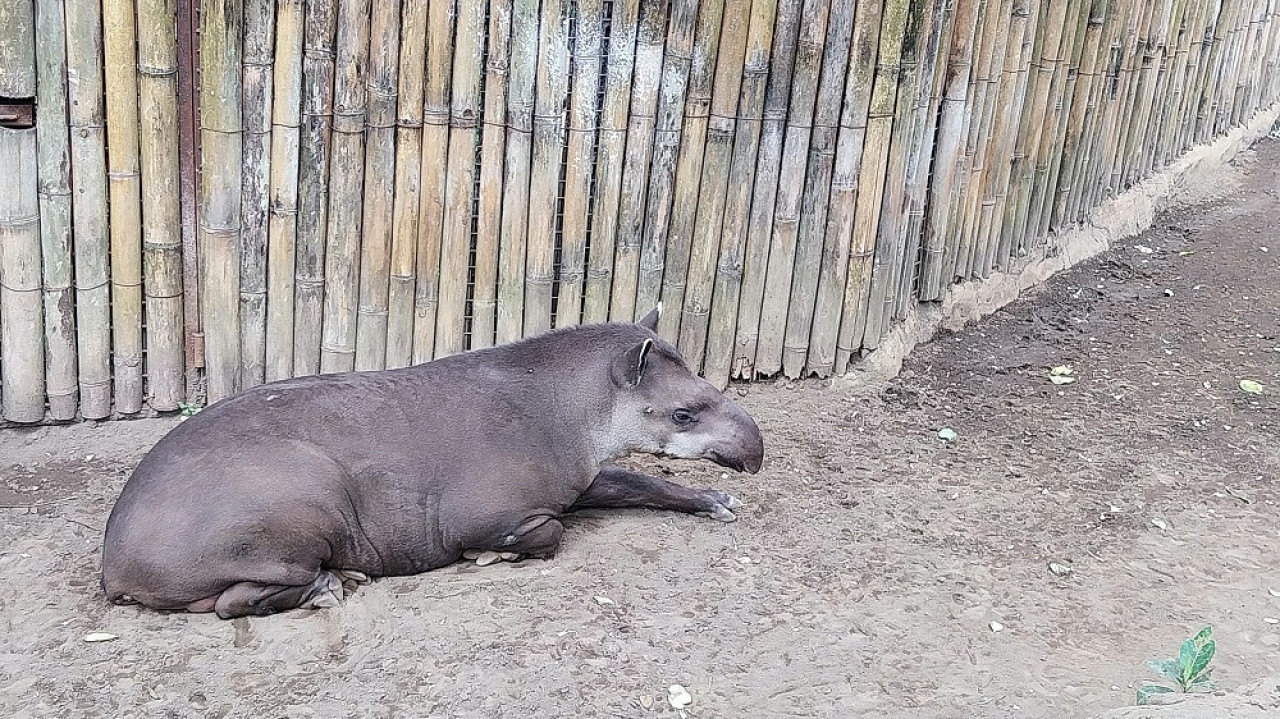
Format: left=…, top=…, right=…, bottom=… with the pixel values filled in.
left=697, top=490, right=743, bottom=522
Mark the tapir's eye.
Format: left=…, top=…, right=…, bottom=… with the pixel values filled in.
left=671, top=408, right=696, bottom=426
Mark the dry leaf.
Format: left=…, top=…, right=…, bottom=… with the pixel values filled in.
left=594, top=596, right=614, bottom=605
left=1239, top=379, right=1264, bottom=394
left=639, top=694, right=654, bottom=709
left=668, top=685, right=692, bottom=709
left=1050, top=375, right=1076, bottom=385
left=83, top=632, right=118, bottom=643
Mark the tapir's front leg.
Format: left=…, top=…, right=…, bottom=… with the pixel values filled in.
left=568, top=466, right=743, bottom=522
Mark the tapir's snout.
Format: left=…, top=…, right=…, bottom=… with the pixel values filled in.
left=705, top=405, right=765, bottom=474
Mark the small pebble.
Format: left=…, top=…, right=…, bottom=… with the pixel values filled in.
left=990, top=621, right=1004, bottom=633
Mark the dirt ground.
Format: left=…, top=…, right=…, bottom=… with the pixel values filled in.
left=2, top=139, right=1278, bottom=719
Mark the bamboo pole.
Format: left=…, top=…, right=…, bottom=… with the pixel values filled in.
left=265, top=0, right=304, bottom=380
left=896, top=0, right=954, bottom=315
left=861, top=0, right=938, bottom=348
left=787, top=0, right=859, bottom=375
left=1005, top=0, right=1069, bottom=258
left=675, top=0, right=752, bottom=370
left=354, top=0, right=400, bottom=369
left=609, top=0, right=673, bottom=324
left=753, top=0, right=829, bottom=378
left=413, top=0, right=454, bottom=361
left=834, top=0, right=911, bottom=368
left=240, top=0, right=276, bottom=388
left=495, top=0, right=537, bottom=343
left=653, top=0, right=728, bottom=341
left=1141, top=0, right=1185, bottom=176
left=947, top=0, right=997, bottom=279
left=1118, top=0, right=1169, bottom=189
left=137, top=0, right=187, bottom=409
left=1095, top=0, right=1147, bottom=210
left=102, top=0, right=144, bottom=413
left=0, top=0, right=43, bottom=422
left=64, top=0, right=112, bottom=418
left=470, top=0, right=513, bottom=345
left=383, top=0, right=425, bottom=368
left=34, top=0, right=79, bottom=420
left=702, top=0, right=781, bottom=383
left=294, top=0, right=338, bottom=376
left=1051, top=0, right=1110, bottom=231
left=991, top=1, right=1040, bottom=271
left=0, top=128, right=43, bottom=422
left=1070, top=0, right=1128, bottom=225
left=320, top=0, right=370, bottom=374
left=1027, top=0, right=1088, bottom=242
left=555, top=0, right=606, bottom=328
left=730, top=0, right=802, bottom=378
left=974, top=0, right=1034, bottom=276
left=634, top=0, right=699, bottom=320
left=200, top=0, right=245, bottom=402
left=800, top=0, right=879, bottom=379
left=436, top=0, right=484, bottom=354
left=521, top=0, right=571, bottom=335
left=1165, top=0, right=1207, bottom=161
left=582, top=0, right=643, bottom=325
left=917, top=0, right=981, bottom=301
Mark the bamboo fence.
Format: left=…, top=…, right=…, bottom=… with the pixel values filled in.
left=4, top=0, right=1280, bottom=422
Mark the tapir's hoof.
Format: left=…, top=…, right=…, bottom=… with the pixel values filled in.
left=301, top=572, right=344, bottom=610
left=334, top=569, right=371, bottom=585
left=697, top=490, right=743, bottom=522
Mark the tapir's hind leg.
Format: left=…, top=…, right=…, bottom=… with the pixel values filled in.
left=568, top=466, right=743, bottom=522
left=212, top=570, right=344, bottom=619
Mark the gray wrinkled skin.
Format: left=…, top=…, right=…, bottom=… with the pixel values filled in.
left=101, top=308, right=765, bottom=619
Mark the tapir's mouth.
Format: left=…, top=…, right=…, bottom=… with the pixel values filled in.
left=707, top=451, right=748, bottom=473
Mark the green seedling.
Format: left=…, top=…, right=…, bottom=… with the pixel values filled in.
left=1136, top=625, right=1216, bottom=705
left=178, top=402, right=202, bottom=417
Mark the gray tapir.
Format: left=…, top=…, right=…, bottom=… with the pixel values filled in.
left=101, top=307, right=764, bottom=619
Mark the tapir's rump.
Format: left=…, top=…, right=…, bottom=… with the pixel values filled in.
left=101, top=308, right=765, bottom=619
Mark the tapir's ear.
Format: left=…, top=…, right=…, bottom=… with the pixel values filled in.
left=636, top=303, right=661, bottom=332
left=614, top=337, right=654, bottom=388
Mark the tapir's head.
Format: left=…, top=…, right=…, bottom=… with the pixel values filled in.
left=604, top=306, right=765, bottom=473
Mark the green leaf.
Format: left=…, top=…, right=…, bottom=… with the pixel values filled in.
left=1192, top=626, right=1214, bottom=645
left=1178, top=638, right=1197, bottom=684
left=1189, top=638, right=1215, bottom=680
left=1137, top=684, right=1176, bottom=705
left=1187, top=679, right=1216, bottom=693
left=1146, top=658, right=1182, bottom=682
left=1188, top=666, right=1214, bottom=687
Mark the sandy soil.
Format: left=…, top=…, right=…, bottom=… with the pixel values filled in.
left=2, top=140, right=1278, bottom=719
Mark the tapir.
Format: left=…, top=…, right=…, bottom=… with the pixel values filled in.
left=101, top=306, right=764, bottom=619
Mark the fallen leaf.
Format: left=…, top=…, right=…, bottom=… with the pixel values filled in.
left=937, top=427, right=958, bottom=442
left=594, top=596, right=614, bottom=605
left=667, top=685, right=692, bottom=709
left=1151, top=518, right=1168, bottom=530
left=1048, top=562, right=1073, bottom=577
left=1239, top=379, right=1264, bottom=394
left=1050, top=365, right=1075, bottom=376
left=1135, top=245, right=1154, bottom=254
left=639, top=694, right=654, bottom=709
left=83, top=632, right=118, bottom=643
left=1263, top=617, right=1280, bottom=625
left=1050, top=375, right=1076, bottom=385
